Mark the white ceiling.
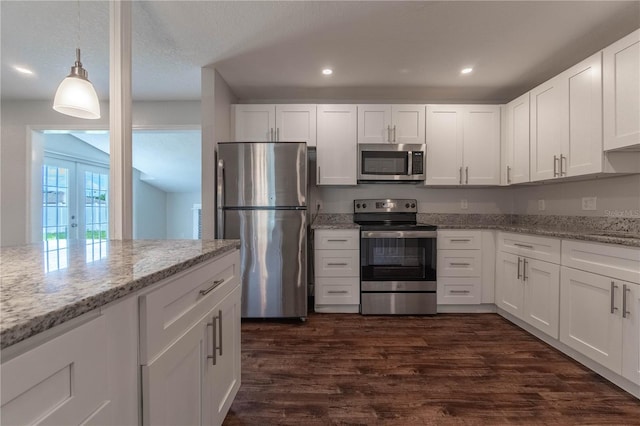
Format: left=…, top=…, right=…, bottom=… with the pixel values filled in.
left=1, top=1, right=639, bottom=103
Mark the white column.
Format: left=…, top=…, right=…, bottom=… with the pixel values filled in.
left=201, top=67, right=216, bottom=240
left=109, top=0, right=133, bottom=239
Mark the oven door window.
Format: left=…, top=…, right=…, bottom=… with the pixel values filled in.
left=361, top=237, right=436, bottom=281
left=361, top=151, right=408, bottom=175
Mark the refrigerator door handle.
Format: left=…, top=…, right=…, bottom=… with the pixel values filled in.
left=217, top=159, right=225, bottom=238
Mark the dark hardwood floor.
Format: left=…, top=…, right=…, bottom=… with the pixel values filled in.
left=223, top=313, right=640, bottom=425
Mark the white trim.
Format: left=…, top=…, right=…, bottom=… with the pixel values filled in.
left=44, top=151, right=110, bottom=169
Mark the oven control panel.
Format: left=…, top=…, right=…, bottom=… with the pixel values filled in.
left=354, top=199, right=417, bottom=213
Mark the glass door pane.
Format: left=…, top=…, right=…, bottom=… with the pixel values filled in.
left=42, top=158, right=76, bottom=241
left=79, top=164, right=109, bottom=242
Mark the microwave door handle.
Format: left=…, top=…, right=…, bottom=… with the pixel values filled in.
left=407, top=152, right=413, bottom=176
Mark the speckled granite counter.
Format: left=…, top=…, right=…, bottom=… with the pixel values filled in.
left=311, top=213, right=360, bottom=230
left=0, top=239, right=240, bottom=349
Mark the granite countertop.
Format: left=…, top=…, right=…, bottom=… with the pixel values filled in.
left=0, top=239, right=241, bottom=349
left=311, top=223, right=360, bottom=230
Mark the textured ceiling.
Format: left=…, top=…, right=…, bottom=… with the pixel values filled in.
left=2, top=1, right=639, bottom=103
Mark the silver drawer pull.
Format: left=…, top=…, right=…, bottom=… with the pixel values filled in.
left=450, top=239, right=471, bottom=242
left=450, top=262, right=470, bottom=266
left=327, top=262, right=348, bottom=266
left=328, top=290, right=349, bottom=294
left=623, top=284, right=631, bottom=319
left=200, top=279, right=225, bottom=296
left=450, top=290, right=470, bottom=294
left=514, top=243, right=534, bottom=249
left=327, top=239, right=348, bottom=242
left=611, top=281, right=618, bottom=314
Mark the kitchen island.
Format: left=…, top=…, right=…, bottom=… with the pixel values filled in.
left=1, top=239, right=241, bottom=426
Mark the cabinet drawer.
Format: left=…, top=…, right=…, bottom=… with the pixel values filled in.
left=314, top=250, right=359, bottom=277
left=139, top=251, right=240, bottom=363
left=437, top=250, right=481, bottom=277
left=437, top=277, right=481, bottom=304
left=562, top=239, right=640, bottom=284
left=438, top=230, right=482, bottom=250
left=1, top=316, right=109, bottom=426
left=315, top=277, right=360, bottom=305
left=315, top=229, right=360, bottom=250
left=499, top=232, right=561, bottom=264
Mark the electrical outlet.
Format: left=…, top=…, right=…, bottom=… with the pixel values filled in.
left=582, top=197, right=597, bottom=211
left=538, top=199, right=546, bottom=211
left=460, top=199, right=468, bottom=210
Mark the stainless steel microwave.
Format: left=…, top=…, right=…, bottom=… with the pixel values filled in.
left=358, top=144, right=426, bottom=182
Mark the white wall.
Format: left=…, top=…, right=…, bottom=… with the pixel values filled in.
left=511, top=174, right=640, bottom=217
left=166, top=192, right=201, bottom=239
left=132, top=169, right=167, bottom=239
left=1, top=100, right=200, bottom=246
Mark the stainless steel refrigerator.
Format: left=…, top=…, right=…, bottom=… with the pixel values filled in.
left=216, top=142, right=307, bottom=319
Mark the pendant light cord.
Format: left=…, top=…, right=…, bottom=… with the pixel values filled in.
left=76, top=0, right=81, bottom=50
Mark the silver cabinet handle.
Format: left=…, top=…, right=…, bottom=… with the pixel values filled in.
left=217, top=309, right=223, bottom=356
left=276, top=127, right=280, bottom=142
left=560, top=154, right=566, bottom=176
left=387, top=125, right=392, bottom=142
left=327, top=262, right=348, bottom=266
left=514, top=243, right=534, bottom=249
left=328, top=290, right=349, bottom=294
left=200, top=279, right=225, bottom=296
left=216, top=159, right=225, bottom=238
left=522, top=258, right=528, bottom=282
left=517, top=257, right=522, bottom=280
left=623, top=284, right=631, bottom=319
left=317, top=166, right=321, bottom=184
left=465, top=166, right=469, bottom=184
left=327, top=239, right=348, bottom=242
left=507, top=166, right=512, bottom=184
left=450, top=290, right=470, bottom=294
left=450, top=262, right=470, bottom=266
left=450, top=239, right=471, bottom=242
left=393, top=125, right=396, bottom=142
left=207, top=315, right=217, bottom=365
left=611, top=281, right=619, bottom=314
left=270, top=128, right=274, bottom=141
left=459, top=166, right=463, bottom=184
left=553, top=155, right=559, bottom=177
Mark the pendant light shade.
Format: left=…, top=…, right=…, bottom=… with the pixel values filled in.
left=53, top=48, right=101, bottom=119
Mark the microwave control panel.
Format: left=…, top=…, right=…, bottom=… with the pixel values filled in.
left=412, top=152, right=424, bottom=174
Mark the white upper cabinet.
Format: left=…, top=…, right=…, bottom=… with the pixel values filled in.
left=604, top=29, right=640, bottom=151
left=316, top=104, right=358, bottom=185
left=530, top=52, right=603, bottom=181
left=504, top=92, right=530, bottom=184
left=357, top=104, right=425, bottom=144
left=426, top=105, right=500, bottom=185
left=232, top=104, right=317, bottom=146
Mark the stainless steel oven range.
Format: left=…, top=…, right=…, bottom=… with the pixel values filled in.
left=355, top=199, right=437, bottom=315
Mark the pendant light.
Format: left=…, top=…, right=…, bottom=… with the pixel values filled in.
left=53, top=1, right=100, bottom=119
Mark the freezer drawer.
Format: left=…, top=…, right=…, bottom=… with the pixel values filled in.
left=223, top=209, right=307, bottom=318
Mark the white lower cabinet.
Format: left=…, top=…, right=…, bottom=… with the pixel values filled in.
left=622, top=282, right=640, bottom=385
left=437, top=230, right=483, bottom=305
left=314, top=229, right=360, bottom=313
left=1, top=315, right=111, bottom=426
left=496, top=252, right=525, bottom=317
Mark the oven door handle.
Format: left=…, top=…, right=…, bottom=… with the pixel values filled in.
left=361, top=230, right=438, bottom=239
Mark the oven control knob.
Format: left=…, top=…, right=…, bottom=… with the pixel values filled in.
left=362, top=203, right=367, bottom=209
left=411, top=203, right=416, bottom=208
left=405, top=203, right=410, bottom=208
left=356, top=203, right=361, bottom=209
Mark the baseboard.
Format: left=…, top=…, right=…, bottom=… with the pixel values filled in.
left=314, top=305, right=359, bottom=313
left=437, top=303, right=497, bottom=313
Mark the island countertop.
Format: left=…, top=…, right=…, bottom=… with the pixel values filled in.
left=0, top=239, right=241, bottom=349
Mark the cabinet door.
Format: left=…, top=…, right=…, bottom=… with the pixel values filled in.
left=523, top=258, right=560, bottom=339
left=604, top=29, right=640, bottom=151
left=564, top=52, right=603, bottom=177
left=559, top=267, right=622, bottom=374
left=358, top=105, right=392, bottom=143
left=530, top=75, right=568, bottom=181
left=496, top=252, right=525, bottom=318
left=207, top=284, right=242, bottom=426
left=392, top=104, right=425, bottom=144
left=142, top=320, right=206, bottom=426
left=233, top=104, right=275, bottom=141
left=425, top=105, right=463, bottom=185
left=316, top=104, right=357, bottom=185
left=622, top=282, right=639, bottom=385
left=275, top=104, right=316, bottom=146
left=463, top=105, right=501, bottom=185
left=505, top=92, right=530, bottom=184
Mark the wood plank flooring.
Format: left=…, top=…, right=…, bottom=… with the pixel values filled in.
left=223, top=313, right=640, bottom=425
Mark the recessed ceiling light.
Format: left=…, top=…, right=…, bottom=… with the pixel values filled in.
left=322, top=68, right=333, bottom=75
left=461, top=67, right=473, bottom=75
left=14, top=66, right=34, bottom=75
